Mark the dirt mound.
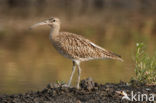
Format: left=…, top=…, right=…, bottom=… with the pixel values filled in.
left=0, top=78, right=155, bottom=103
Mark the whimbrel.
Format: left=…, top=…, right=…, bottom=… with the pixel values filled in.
left=30, top=17, right=123, bottom=89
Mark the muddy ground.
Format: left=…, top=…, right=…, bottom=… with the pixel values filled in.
left=0, top=78, right=155, bottom=103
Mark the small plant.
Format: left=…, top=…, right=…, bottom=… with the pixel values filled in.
left=135, top=43, right=156, bottom=85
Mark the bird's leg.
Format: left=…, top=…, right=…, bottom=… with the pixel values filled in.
left=68, top=61, right=76, bottom=87
left=77, top=64, right=81, bottom=89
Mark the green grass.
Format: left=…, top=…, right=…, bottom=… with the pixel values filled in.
left=134, top=43, right=156, bottom=85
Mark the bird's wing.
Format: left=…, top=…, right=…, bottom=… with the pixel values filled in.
left=54, top=32, right=122, bottom=61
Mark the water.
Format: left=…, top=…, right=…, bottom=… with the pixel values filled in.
left=0, top=30, right=134, bottom=94
left=0, top=0, right=155, bottom=94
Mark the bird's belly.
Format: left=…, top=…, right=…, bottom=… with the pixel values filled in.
left=52, top=44, right=91, bottom=61
left=52, top=42, right=75, bottom=60
left=56, top=48, right=73, bottom=59
left=54, top=48, right=97, bottom=62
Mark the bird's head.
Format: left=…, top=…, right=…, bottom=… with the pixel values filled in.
left=30, top=17, right=60, bottom=29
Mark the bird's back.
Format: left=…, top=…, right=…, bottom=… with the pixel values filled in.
left=51, top=32, right=123, bottom=61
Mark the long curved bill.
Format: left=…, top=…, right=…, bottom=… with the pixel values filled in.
left=29, top=20, right=48, bottom=30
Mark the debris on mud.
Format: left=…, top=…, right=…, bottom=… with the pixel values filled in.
left=0, top=78, right=155, bottom=103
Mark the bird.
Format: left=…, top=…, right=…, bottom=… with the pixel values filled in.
left=30, top=17, right=123, bottom=89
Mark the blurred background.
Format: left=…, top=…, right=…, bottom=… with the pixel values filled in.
left=0, top=0, right=156, bottom=94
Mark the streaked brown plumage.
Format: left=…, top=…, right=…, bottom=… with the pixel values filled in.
left=30, top=17, right=123, bottom=89
left=52, top=32, right=122, bottom=61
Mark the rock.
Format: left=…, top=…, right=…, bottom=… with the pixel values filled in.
left=80, top=77, right=95, bottom=90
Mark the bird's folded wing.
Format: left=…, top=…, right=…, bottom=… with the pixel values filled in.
left=54, top=32, right=121, bottom=61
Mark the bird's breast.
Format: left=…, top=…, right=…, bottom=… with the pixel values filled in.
left=50, top=37, right=74, bottom=59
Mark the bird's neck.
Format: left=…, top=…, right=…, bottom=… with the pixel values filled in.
left=49, top=25, right=60, bottom=40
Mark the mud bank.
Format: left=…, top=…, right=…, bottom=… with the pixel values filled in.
left=0, top=78, right=155, bottom=103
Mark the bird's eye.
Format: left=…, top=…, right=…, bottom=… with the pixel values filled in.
left=53, top=20, right=56, bottom=22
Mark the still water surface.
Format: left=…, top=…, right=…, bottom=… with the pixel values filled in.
left=0, top=30, right=134, bottom=94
